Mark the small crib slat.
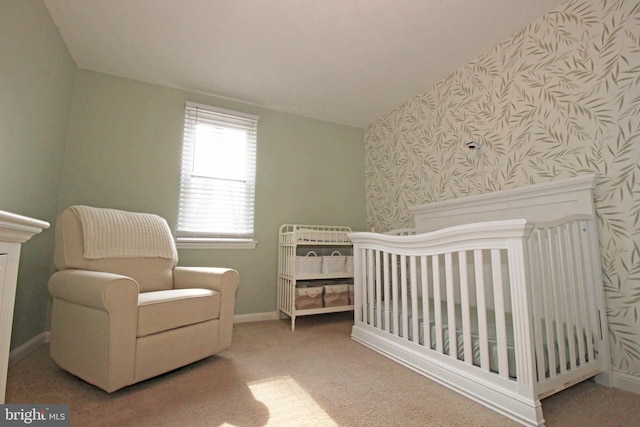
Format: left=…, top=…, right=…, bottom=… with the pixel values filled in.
left=491, top=249, right=510, bottom=378
left=567, top=222, right=586, bottom=367
left=421, top=256, right=431, bottom=350
left=541, top=229, right=558, bottom=379
left=392, top=254, right=399, bottom=336
left=576, top=221, right=592, bottom=364
left=459, top=251, right=473, bottom=365
left=410, top=256, right=420, bottom=344
left=474, top=250, right=490, bottom=372
left=355, top=247, right=364, bottom=324
left=366, top=248, right=375, bottom=326
left=576, top=221, right=596, bottom=363
left=559, top=224, right=578, bottom=371
left=445, top=252, right=457, bottom=359
left=383, top=251, right=391, bottom=333
left=433, top=254, right=444, bottom=353
left=548, top=228, right=569, bottom=375
left=375, top=250, right=382, bottom=329
left=401, top=255, right=409, bottom=339
left=529, top=230, right=548, bottom=381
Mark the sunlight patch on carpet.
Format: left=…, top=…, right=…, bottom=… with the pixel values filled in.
left=242, top=376, right=338, bottom=426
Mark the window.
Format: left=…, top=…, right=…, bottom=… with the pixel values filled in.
left=177, top=102, right=259, bottom=249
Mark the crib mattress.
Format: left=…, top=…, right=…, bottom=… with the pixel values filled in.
left=371, top=299, right=587, bottom=379
left=374, top=300, right=515, bottom=377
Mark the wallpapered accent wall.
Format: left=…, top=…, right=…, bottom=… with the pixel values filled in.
left=365, top=0, right=640, bottom=379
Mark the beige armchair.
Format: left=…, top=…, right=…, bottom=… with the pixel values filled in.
left=47, top=206, right=239, bottom=392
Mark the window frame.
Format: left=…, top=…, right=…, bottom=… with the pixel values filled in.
left=176, top=101, right=259, bottom=250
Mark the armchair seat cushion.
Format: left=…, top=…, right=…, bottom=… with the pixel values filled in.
left=137, top=289, right=221, bottom=337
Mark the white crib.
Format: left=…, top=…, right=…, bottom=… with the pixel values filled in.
left=349, top=175, right=611, bottom=426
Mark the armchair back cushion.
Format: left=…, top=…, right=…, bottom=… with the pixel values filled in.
left=54, top=207, right=176, bottom=292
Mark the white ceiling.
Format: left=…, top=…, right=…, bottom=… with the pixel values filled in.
left=44, top=0, right=566, bottom=129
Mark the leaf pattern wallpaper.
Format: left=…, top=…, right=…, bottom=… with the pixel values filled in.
left=365, top=0, right=640, bottom=381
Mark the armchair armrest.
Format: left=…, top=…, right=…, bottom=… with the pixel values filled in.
left=48, top=269, right=139, bottom=312
left=47, top=269, right=139, bottom=392
left=172, top=267, right=239, bottom=294
left=173, top=267, right=239, bottom=351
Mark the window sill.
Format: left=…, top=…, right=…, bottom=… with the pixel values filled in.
left=176, top=238, right=257, bottom=250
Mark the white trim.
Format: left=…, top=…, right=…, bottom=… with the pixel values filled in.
left=177, top=239, right=257, bottom=250
left=0, top=211, right=50, bottom=244
left=9, top=332, right=48, bottom=367
left=185, top=101, right=260, bottom=122
left=234, top=311, right=278, bottom=323
left=612, top=370, right=640, bottom=395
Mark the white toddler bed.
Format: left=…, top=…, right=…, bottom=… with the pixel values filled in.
left=349, top=175, right=611, bottom=426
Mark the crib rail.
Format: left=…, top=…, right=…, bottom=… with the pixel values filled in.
left=349, top=215, right=605, bottom=403
left=527, top=215, right=604, bottom=397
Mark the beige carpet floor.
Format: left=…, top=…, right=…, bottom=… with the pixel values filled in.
left=6, top=312, right=640, bottom=426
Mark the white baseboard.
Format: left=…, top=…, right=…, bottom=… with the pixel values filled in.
left=612, top=370, right=640, bottom=395
left=9, top=332, right=49, bottom=367
left=234, top=311, right=278, bottom=323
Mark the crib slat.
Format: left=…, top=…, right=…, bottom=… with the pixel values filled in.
left=474, top=250, right=490, bottom=372
left=401, top=255, right=409, bottom=339
left=433, top=254, right=443, bottom=353
left=557, top=227, right=570, bottom=374
left=459, top=251, right=472, bottom=365
left=529, top=230, right=547, bottom=381
left=392, top=254, right=399, bottom=337
left=541, top=229, right=558, bottom=379
left=549, top=228, right=569, bottom=375
left=354, top=247, right=363, bottom=324
left=567, top=222, right=586, bottom=368
left=560, top=224, right=578, bottom=372
left=445, top=252, right=457, bottom=359
left=421, top=256, right=431, bottom=350
left=576, top=221, right=596, bottom=363
left=410, top=256, right=420, bottom=344
left=367, top=248, right=375, bottom=326
left=383, top=252, right=391, bottom=333
left=359, top=248, right=364, bottom=324
left=491, top=249, right=510, bottom=378
left=375, top=250, right=382, bottom=329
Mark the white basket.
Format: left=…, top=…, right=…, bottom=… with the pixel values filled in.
left=345, top=256, right=354, bottom=274
left=321, top=251, right=347, bottom=274
left=296, top=251, right=322, bottom=275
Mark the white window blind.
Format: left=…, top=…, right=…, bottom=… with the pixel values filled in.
left=177, top=102, right=259, bottom=246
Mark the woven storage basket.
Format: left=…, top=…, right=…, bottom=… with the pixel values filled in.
left=295, top=285, right=324, bottom=309
left=321, top=251, right=346, bottom=274
left=296, top=251, right=322, bottom=275
left=323, top=284, right=350, bottom=307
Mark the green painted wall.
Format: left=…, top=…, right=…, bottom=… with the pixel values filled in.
left=0, top=0, right=76, bottom=349
left=59, top=70, right=366, bottom=315
left=2, top=0, right=364, bottom=350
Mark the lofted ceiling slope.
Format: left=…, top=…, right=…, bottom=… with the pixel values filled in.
left=44, top=0, right=567, bottom=128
